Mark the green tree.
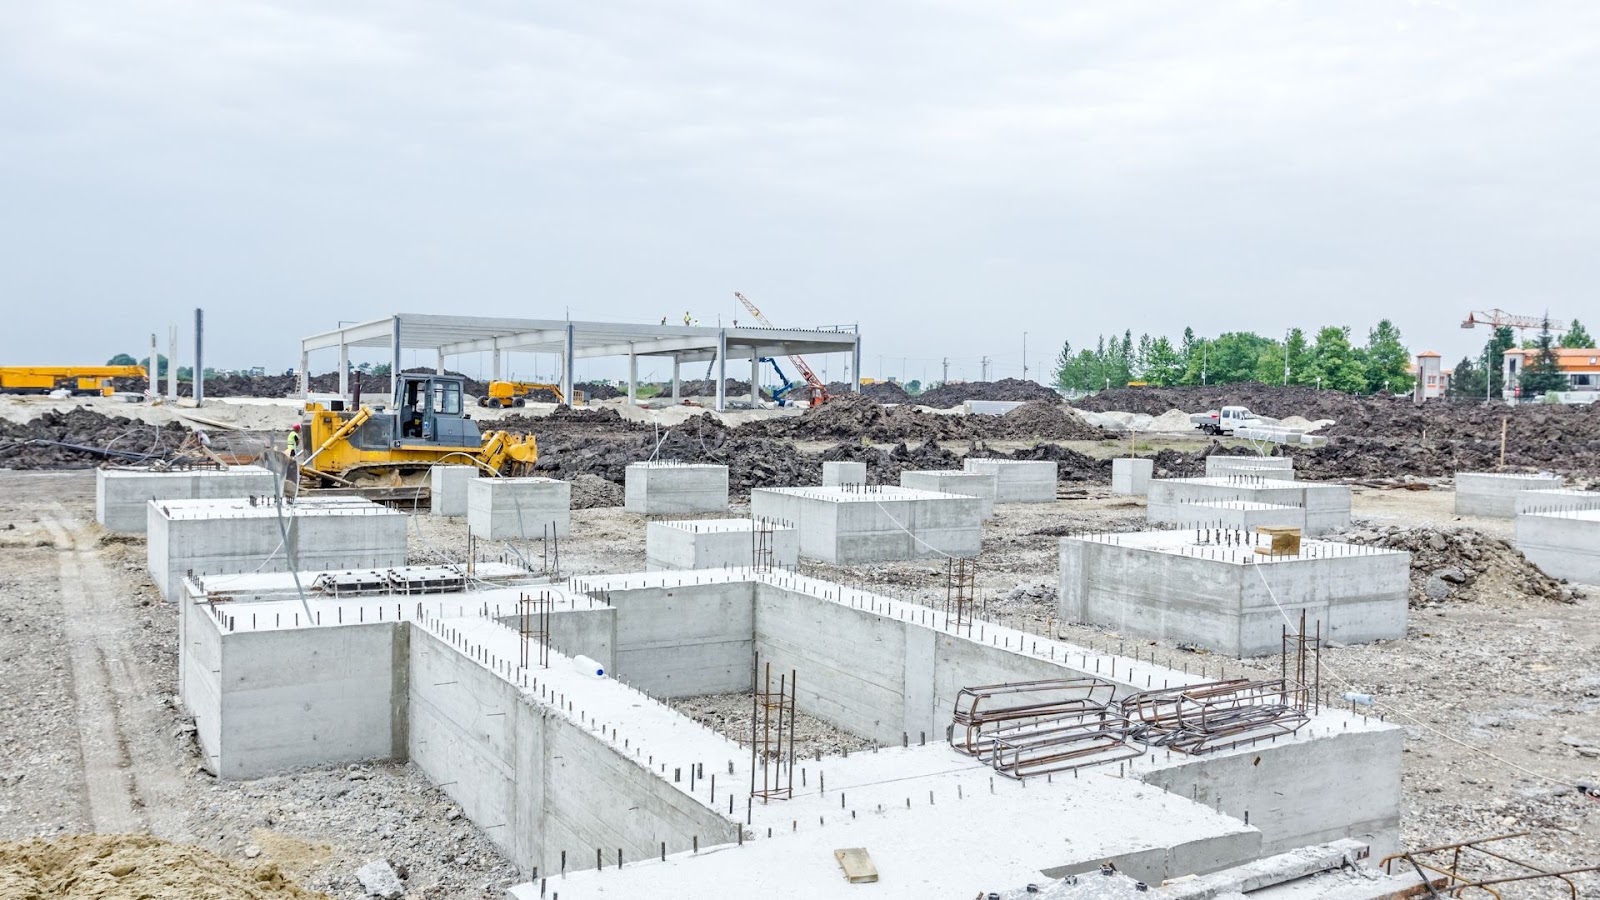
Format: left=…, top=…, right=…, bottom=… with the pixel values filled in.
left=372, top=363, right=392, bottom=376
left=1363, top=319, right=1414, bottom=394
left=905, top=379, right=922, bottom=394
left=1304, top=326, right=1367, bottom=392
left=137, top=354, right=170, bottom=376
left=1484, top=326, right=1516, bottom=397
left=1561, top=319, right=1594, bottom=349
left=1448, top=356, right=1485, bottom=400
left=1518, top=318, right=1567, bottom=395
left=1144, top=337, right=1184, bottom=385
left=106, top=353, right=137, bottom=366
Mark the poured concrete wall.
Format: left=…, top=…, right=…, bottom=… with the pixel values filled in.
left=408, top=627, right=738, bottom=873
left=430, top=465, right=478, bottom=517
left=1112, top=458, right=1154, bottom=495
left=898, top=471, right=996, bottom=518
left=96, top=466, right=276, bottom=533
left=821, top=461, right=867, bottom=486
left=1059, top=536, right=1409, bottom=657
left=750, top=487, right=983, bottom=564
left=1516, top=510, right=1600, bottom=584
left=1204, top=457, right=1293, bottom=480
left=1455, top=472, right=1563, bottom=518
left=1147, top=479, right=1350, bottom=536
left=1514, top=488, right=1600, bottom=516
left=607, top=582, right=753, bottom=697
left=624, top=464, right=729, bottom=515
left=1150, top=500, right=1306, bottom=532
left=148, top=499, right=408, bottom=600
left=468, top=477, right=570, bottom=540
left=645, top=519, right=799, bottom=571
left=961, top=459, right=1056, bottom=503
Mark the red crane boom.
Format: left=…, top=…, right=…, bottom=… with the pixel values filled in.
left=734, top=292, right=830, bottom=405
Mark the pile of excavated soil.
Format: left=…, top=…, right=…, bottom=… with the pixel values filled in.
left=914, top=378, right=1060, bottom=409
left=569, top=473, right=624, bottom=508
left=1330, top=524, right=1583, bottom=607
left=0, top=833, right=326, bottom=899
left=825, top=381, right=911, bottom=403
left=1070, top=383, right=1379, bottom=419
left=0, top=409, right=192, bottom=469
left=735, top=394, right=1105, bottom=443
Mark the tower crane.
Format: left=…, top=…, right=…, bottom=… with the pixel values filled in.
left=733, top=292, right=831, bottom=406
left=1461, top=309, right=1567, bottom=332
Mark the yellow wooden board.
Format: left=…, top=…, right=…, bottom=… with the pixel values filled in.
left=833, top=848, right=878, bottom=883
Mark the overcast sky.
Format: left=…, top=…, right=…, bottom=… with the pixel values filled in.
left=3, top=1, right=1597, bottom=385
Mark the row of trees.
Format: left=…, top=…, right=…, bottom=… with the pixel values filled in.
left=1449, top=318, right=1590, bottom=399
left=1053, top=321, right=1415, bottom=394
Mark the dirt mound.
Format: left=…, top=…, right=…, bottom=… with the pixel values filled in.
left=1070, top=383, right=1378, bottom=420
left=0, top=408, right=193, bottom=469
left=569, top=473, right=624, bottom=508
left=735, top=394, right=1107, bottom=443
left=0, top=833, right=326, bottom=899
left=826, top=381, right=911, bottom=403
left=818, top=439, right=962, bottom=484
left=915, top=378, right=1060, bottom=409
left=579, top=381, right=624, bottom=401
left=1331, top=524, right=1582, bottom=607
left=995, top=400, right=1104, bottom=440
left=967, top=443, right=1109, bottom=483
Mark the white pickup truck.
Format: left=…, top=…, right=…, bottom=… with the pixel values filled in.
left=1190, top=405, right=1260, bottom=436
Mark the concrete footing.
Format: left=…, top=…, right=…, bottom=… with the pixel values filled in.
left=430, top=465, right=479, bottom=517
left=147, top=497, right=407, bottom=599
left=821, top=461, right=867, bottom=486
left=1152, top=499, right=1306, bottom=532
left=645, top=518, right=799, bottom=570
left=898, top=470, right=997, bottom=518
left=624, top=463, right=729, bottom=515
left=1204, top=456, right=1294, bottom=480
left=1516, top=510, right=1600, bottom=584
left=1514, top=488, right=1600, bottom=516
left=95, top=466, right=277, bottom=533
left=1454, top=471, right=1563, bottom=517
left=1111, top=458, right=1154, bottom=495
left=750, top=485, right=983, bottom=563
left=1147, top=478, right=1350, bottom=536
left=1059, top=529, right=1409, bottom=656
left=468, top=477, right=571, bottom=540
left=961, top=458, right=1056, bottom=503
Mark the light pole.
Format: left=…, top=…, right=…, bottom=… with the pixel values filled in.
left=1022, top=332, right=1029, bottom=381
left=1283, top=329, right=1291, bottom=386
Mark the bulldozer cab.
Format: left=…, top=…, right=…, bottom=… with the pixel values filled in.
left=394, top=373, right=480, bottom=447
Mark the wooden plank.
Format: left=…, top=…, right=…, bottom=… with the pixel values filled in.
left=834, top=848, right=878, bottom=884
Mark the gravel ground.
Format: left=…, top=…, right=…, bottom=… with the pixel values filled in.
left=2, top=469, right=1596, bottom=895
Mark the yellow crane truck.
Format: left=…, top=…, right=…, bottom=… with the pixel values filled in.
left=477, top=380, right=584, bottom=408
left=0, top=365, right=146, bottom=396
left=297, top=373, right=538, bottom=497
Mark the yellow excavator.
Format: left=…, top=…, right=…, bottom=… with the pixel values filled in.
left=477, top=380, right=585, bottom=408
left=296, top=373, right=537, bottom=498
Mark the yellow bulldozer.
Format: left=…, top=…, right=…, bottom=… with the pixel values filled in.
left=477, top=380, right=585, bottom=408
left=295, top=373, right=537, bottom=498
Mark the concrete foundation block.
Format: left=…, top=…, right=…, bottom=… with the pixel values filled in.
left=147, top=497, right=407, bottom=600
left=898, top=470, right=997, bottom=518
left=430, top=465, right=479, bottom=517
left=1204, top=456, right=1294, bottom=480
left=1514, top=488, right=1600, bottom=516
left=96, top=466, right=277, bottom=533
left=1151, top=499, right=1306, bottom=532
left=1147, top=478, right=1350, bottom=536
left=468, top=477, right=571, bottom=540
left=646, top=518, right=799, bottom=571
left=624, top=463, right=729, bottom=515
left=961, top=458, right=1056, bottom=503
left=1516, top=510, right=1600, bottom=584
left=1455, top=472, right=1564, bottom=518
left=1111, top=458, right=1154, bottom=495
left=750, top=486, right=983, bottom=563
left=1059, top=530, right=1409, bottom=656
left=821, top=461, right=867, bottom=487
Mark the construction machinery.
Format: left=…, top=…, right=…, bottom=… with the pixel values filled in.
left=1461, top=309, right=1568, bottom=332
left=733, top=292, right=830, bottom=406
left=296, top=372, right=538, bottom=497
left=0, top=365, right=145, bottom=396
left=478, top=380, right=583, bottom=408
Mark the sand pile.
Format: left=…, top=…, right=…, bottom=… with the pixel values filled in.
left=0, top=833, right=326, bottom=899
left=1331, top=524, right=1582, bottom=607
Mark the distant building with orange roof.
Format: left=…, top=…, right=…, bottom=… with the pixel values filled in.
left=1503, top=347, right=1600, bottom=399
left=1413, top=350, right=1447, bottom=401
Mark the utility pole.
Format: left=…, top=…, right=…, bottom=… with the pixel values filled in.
left=980, top=357, right=991, bottom=381
left=1022, top=332, right=1029, bottom=381
left=1283, top=328, right=1291, bottom=386
left=942, top=357, right=949, bottom=384
left=1201, top=344, right=1208, bottom=386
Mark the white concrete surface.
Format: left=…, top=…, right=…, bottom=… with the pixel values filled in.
left=95, top=466, right=276, bottom=533
left=1151, top=499, right=1307, bottom=532
left=898, top=470, right=997, bottom=518
left=1059, top=529, right=1410, bottom=657
left=1454, top=471, right=1563, bottom=518
left=1514, top=488, right=1600, bottom=516
left=961, top=458, right=1056, bottom=503
left=645, top=518, right=799, bottom=571
left=1516, top=509, right=1600, bottom=584
left=749, top=485, right=984, bottom=563
left=1205, top=456, right=1294, bottom=480
left=1147, top=478, right=1351, bottom=536
left=1111, top=458, right=1154, bottom=495
left=624, top=463, right=729, bottom=515
left=429, top=465, right=478, bottom=517
left=468, top=477, right=570, bottom=540
left=820, top=461, right=867, bottom=486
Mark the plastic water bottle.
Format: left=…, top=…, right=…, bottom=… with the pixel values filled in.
left=573, top=655, right=605, bottom=677
left=1342, top=691, right=1374, bottom=706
